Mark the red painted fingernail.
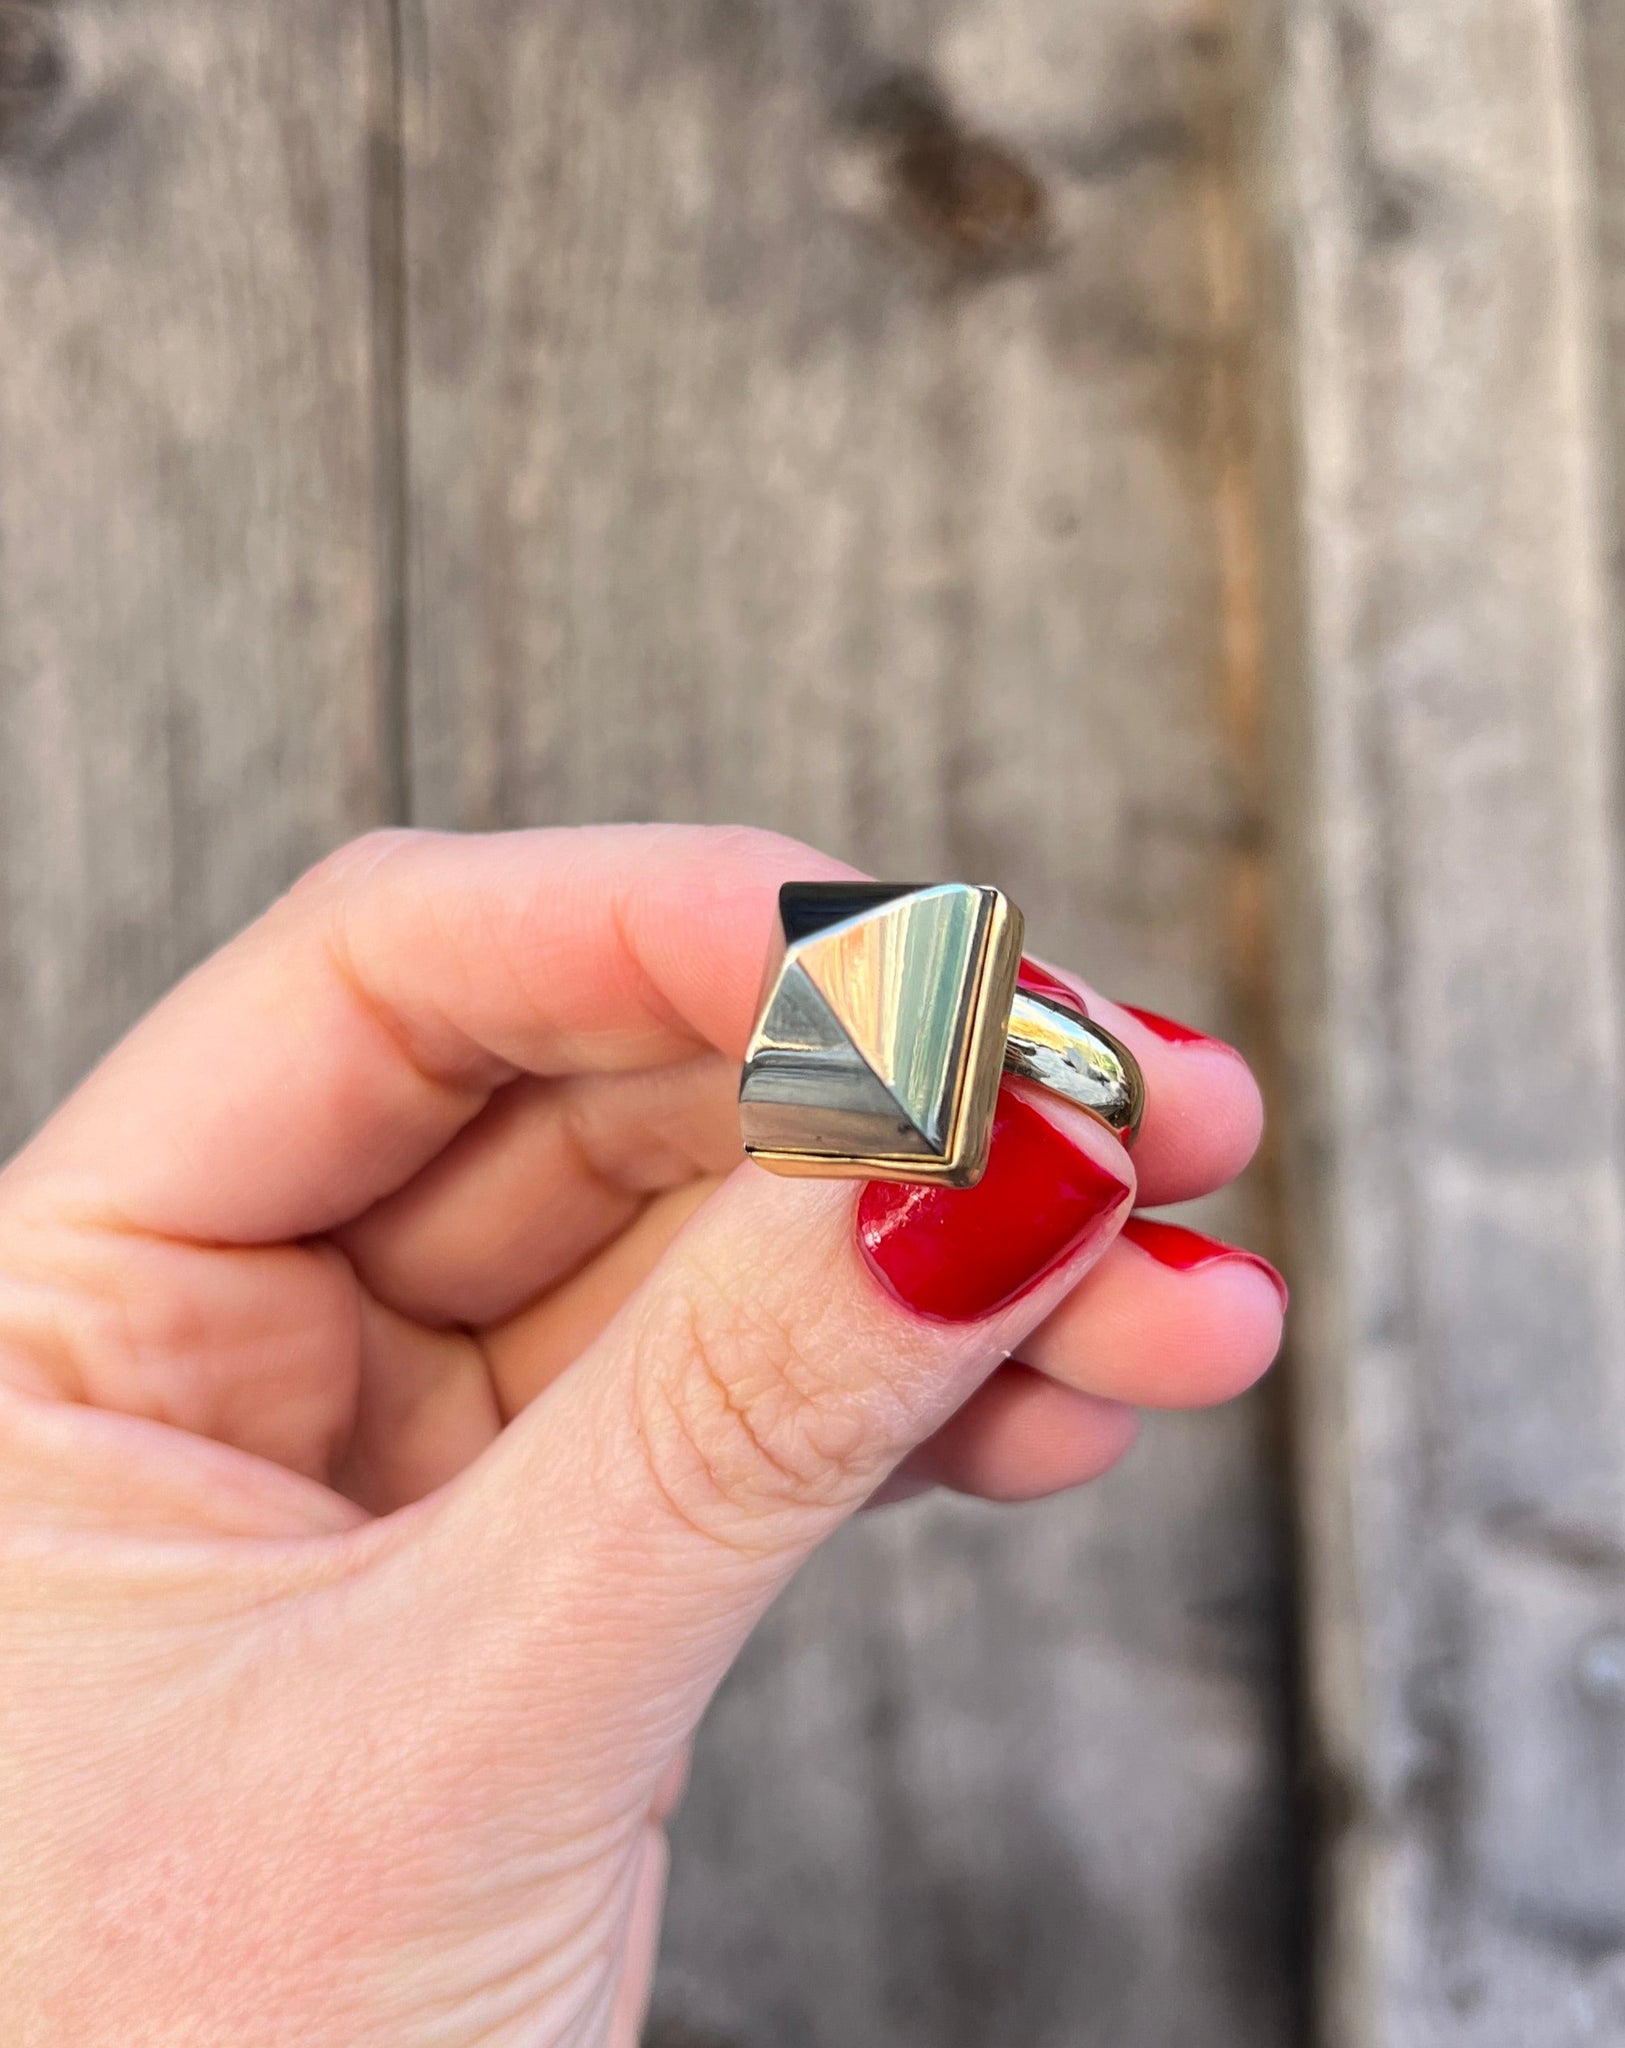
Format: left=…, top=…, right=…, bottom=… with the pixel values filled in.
left=1017, top=957, right=1087, bottom=1010
left=1121, top=1003, right=1242, bottom=1057
left=1123, top=1216, right=1289, bottom=1312
left=858, top=1088, right=1131, bottom=1324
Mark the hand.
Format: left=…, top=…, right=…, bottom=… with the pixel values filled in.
left=0, top=827, right=1279, bottom=2047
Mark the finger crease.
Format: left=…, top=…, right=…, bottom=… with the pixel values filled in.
left=606, top=885, right=710, bottom=1053
left=321, top=921, right=518, bottom=1106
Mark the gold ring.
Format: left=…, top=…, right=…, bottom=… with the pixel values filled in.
left=739, top=883, right=1145, bottom=1188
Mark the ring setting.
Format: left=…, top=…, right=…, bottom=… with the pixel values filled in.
left=739, top=882, right=1145, bottom=1188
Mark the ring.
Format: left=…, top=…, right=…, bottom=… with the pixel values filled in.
left=739, top=883, right=1145, bottom=1188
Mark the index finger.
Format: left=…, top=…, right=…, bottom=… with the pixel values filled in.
left=0, top=827, right=1264, bottom=1251
left=4, top=826, right=853, bottom=1244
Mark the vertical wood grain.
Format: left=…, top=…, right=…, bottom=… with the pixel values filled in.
left=0, top=0, right=393, bottom=1153
left=1580, top=0, right=1625, bottom=662
left=1252, top=1, right=1625, bottom=2038
left=401, top=4, right=1301, bottom=2042
left=3, top=0, right=1620, bottom=2038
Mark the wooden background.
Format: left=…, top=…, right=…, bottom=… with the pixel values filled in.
left=2, top=0, right=1622, bottom=2040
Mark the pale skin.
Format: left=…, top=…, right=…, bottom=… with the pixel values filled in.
left=0, top=826, right=1280, bottom=2047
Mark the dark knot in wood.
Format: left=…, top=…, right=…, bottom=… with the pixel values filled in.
left=847, top=69, right=1052, bottom=280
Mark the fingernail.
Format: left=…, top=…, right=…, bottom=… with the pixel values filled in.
left=1121, top=1004, right=1244, bottom=1058
left=1017, top=957, right=1087, bottom=1010
left=1122, top=1215, right=1289, bottom=1312
left=858, top=1089, right=1132, bottom=1324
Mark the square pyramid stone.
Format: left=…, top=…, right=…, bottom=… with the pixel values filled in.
left=740, top=882, right=1023, bottom=1186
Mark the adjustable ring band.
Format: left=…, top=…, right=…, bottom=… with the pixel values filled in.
left=1003, top=989, right=1145, bottom=1145
left=739, top=881, right=1145, bottom=1189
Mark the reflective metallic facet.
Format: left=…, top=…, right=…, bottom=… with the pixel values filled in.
left=739, top=881, right=1145, bottom=1187
left=794, top=884, right=988, bottom=1150
left=1002, top=991, right=1145, bottom=1144
left=740, top=882, right=1024, bottom=1186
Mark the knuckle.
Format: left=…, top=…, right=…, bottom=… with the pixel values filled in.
left=630, top=1269, right=884, bottom=1543
left=286, top=828, right=424, bottom=904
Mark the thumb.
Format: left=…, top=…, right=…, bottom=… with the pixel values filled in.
left=374, top=1086, right=1132, bottom=1795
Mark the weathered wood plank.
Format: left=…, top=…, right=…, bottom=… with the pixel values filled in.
left=0, top=0, right=394, bottom=1153
left=402, top=5, right=1301, bottom=2042
left=1582, top=0, right=1625, bottom=635
left=1251, top=0, right=1625, bottom=2038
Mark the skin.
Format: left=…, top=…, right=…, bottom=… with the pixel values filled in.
left=0, top=826, right=1280, bottom=2048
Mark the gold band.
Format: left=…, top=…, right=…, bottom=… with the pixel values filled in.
left=1002, top=990, right=1145, bottom=1146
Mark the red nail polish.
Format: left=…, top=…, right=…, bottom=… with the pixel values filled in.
left=858, top=1088, right=1131, bottom=1324
left=1018, top=958, right=1088, bottom=1010
left=1120, top=1003, right=1241, bottom=1056
left=1122, top=1216, right=1289, bottom=1311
